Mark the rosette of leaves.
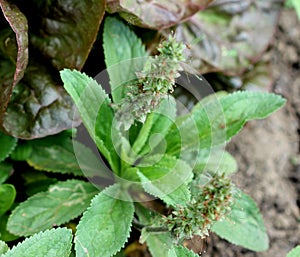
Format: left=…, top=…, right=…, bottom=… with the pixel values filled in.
left=0, top=16, right=285, bottom=257
left=58, top=17, right=284, bottom=256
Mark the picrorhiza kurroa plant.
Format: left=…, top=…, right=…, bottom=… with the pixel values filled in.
left=0, top=17, right=285, bottom=257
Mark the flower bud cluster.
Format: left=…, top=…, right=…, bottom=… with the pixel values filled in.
left=163, top=173, right=233, bottom=240
left=113, top=36, right=185, bottom=130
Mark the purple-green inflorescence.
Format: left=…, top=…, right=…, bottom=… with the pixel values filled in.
left=163, top=173, right=233, bottom=240
left=113, top=35, right=186, bottom=130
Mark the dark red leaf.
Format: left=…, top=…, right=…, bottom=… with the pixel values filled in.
left=0, top=0, right=105, bottom=138
left=107, top=0, right=213, bottom=29
left=2, top=58, right=81, bottom=139
left=0, top=0, right=28, bottom=126
left=29, top=0, right=106, bottom=70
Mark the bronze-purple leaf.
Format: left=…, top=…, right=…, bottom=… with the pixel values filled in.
left=175, top=0, right=281, bottom=75
left=0, top=0, right=28, bottom=86
left=29, top=0, right=106, bottom=70
left=0, top=0, right=106, bottom=138
left=2, top=59, right=81, bottom=139
left=106, top=0, right=213, bottom=29
left=0, top=0, right=28, bottom=125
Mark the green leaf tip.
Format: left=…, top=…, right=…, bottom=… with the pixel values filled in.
left=103, top=16, right=147, bottom=104
left=2, top=228, right=72, bottom=257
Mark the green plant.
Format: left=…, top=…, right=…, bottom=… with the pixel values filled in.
left=0, top=17, right=286, bottom=257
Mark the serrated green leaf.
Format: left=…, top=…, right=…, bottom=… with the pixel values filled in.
left=287, top=246, right=300, bottom=257
left=212, top=190, right=269, bottom=252
left=146, top=232, right=174, bottom=257
left=168, top=246, right=198, bottom=257
left=167, top=92, right=285, bottom=156
left=132, top=96, right=176, bottom=158
left=2, top=228, right=72, bottom=257
left=0, top=240, right=9, bottom=255
left=194, top=148, right=237, bottom=175
left=24, top=177, right=58, bottom=197
left=75, top=184, right=134, bottom=257
left=138, top=172, right=191, bottom=207
left=0, top=184, right=16, bottom=216
left=27, top=141, right=82, bottom=176
left=103, top=17, right=147, bottom=103
left=60, top=69, right=119, bottom=173
left=7, top=180, right=97, bottom=236
left=27, top=135, right=102, bottom=177
left=0, top=162, right=12, bottom=184
left=0, top=214, right=19, bottom=242
left=136, top=155, right=193, bottom=206
left=0, top=133, right=17, bottom=162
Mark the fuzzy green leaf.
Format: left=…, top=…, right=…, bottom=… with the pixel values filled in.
left=60, top=69, right=119, bottom=172
left=103, top=17, right=147, bottom=103
left=27, top=139, right=89, bottom=176
left=132, top=96, right=176, bottom=158
left=167, top=92, right=285, bottom=155
left=0, top=133, right=17, bottom=162
left=7, top=180, right=97, bottom=236
left=26, top=132, right=104, bottom=177
left=137, top=155, right=193, bottom=206
left=75, top=184, right=134, bottom=257
left=0, top=184, right=16, bottom=216
left=168, top=246, right=199, bottom=257
left=0, top=240, right=9, bottom=255
left=194, top=148, right=237, bottom=175
left=287, top=246, right=300, bottom=257
left=212, top=191, right=269, bottom=251
left=0, top=162, right=12, bottom=184
left=146, top=232, right=174, bottom=257
left=2, top=228, right=72, bottom=257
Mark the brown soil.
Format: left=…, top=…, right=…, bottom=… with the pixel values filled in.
left=205, top=9, right=300, bottom=257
